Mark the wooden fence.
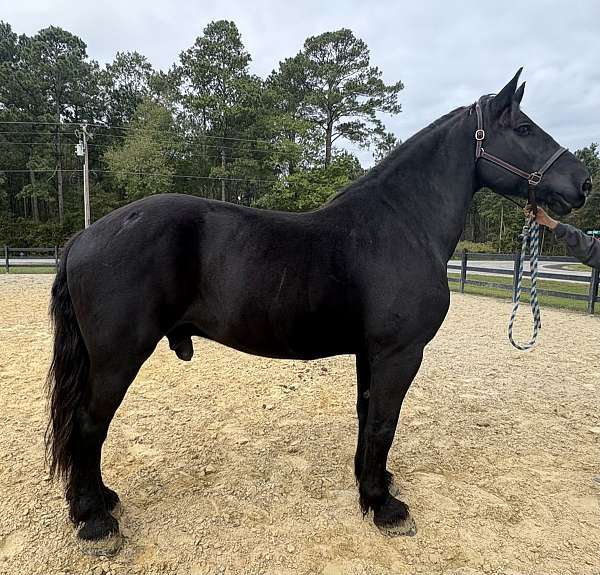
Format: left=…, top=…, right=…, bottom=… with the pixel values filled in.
left=3, top=246, right=60, bottom=273
left=448, top=251, right=600, bottom=314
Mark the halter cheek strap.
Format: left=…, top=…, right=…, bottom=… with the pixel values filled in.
left=474, top=98, right=567, bottom=211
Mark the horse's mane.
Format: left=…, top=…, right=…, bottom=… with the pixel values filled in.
left=328, top=104, right=470, bottom=203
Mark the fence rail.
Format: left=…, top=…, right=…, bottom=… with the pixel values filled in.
left=3, top=245, right=60, bottom=273
left=449, top=250, right=599, bottom=314
left=3, top=245, right=600, bottom=314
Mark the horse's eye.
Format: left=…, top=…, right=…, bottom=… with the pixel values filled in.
left=515, top=124, right=532, bottom=136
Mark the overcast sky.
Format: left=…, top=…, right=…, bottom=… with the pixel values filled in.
left=4, top=0, right=599, bottom=166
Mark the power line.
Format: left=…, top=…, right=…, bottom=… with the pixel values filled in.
left=0, top=143, right=275, bottom=166
left=0, top=120, right=84, bottom=127
left=0, top=129, right=290, bottom=155
left=103, top=124, right=277, bottom=145
left=0, top=139, right=281, bottom=161
left=0, top=130, right=76, bottom=137
left=0, top=119, right=282, bottom=146
left=0, top=141, right=73, bottom=146
left=0, top=168, right=277, bottom=183
left=88, top=141, right=274, bottom=154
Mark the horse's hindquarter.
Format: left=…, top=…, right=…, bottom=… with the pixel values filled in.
left=67, top=195, right=207, bottom=360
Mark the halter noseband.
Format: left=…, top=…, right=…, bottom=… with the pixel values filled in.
left=474, top=98, right=567, bottom=211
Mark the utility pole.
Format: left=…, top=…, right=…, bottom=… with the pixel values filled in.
left=498, top=203, right=504, bottom=253
left=82, top=125, right=91, bottom=228
left=221, top=148, right=226, bottom=202
left=76, top=125, right=91, bottom=228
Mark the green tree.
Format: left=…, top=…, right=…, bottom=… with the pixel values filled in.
left=0, top=22, right=52, bottom=223
left=255, top=152, right=363, bottom=211
left=1, top=20, right=416, bottom=243
left=103, top=99, right=179, bottom=200
left=472, top=190, right=524, bottom=252
left=26, top=27, right=99, bottom=224
left=281, top=29, right=403, bottom=166
left=100, top=51, right=153, bottom=126
left=373, top=132, right=399, bottom=162
left=176, top=20, right=262, bottom=202
left=568, top=143, right=600, bottom=232
left=264, top=59, right=315, bottom=175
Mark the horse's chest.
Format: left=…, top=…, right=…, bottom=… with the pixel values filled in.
left=364, top=268, right=450, bottom=345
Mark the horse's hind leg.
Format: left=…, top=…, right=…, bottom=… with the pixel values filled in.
left=354, top=352, right=395, bottom=492
left=68, top=359, right=145, bottom=546
left=354, top=352, right=371, bottom=481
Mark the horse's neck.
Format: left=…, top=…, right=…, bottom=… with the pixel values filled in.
left=344, top=109, right=477, bottom=263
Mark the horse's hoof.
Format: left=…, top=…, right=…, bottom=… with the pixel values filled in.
left=78, top=532, right=123, bottom=557
left=376, top=515, right=417, bottom=537
left=77, top=514, right=122, bottom=555
left=373, top=496, right=417, bottom=537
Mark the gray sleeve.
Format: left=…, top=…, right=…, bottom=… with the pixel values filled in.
left=554, top=223, right=600, bottom=268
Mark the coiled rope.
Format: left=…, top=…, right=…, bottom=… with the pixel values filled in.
left=508, top=216, right=541, bottom=350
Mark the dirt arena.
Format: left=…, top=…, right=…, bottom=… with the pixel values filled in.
left=0, top=275, right=598, bottom=575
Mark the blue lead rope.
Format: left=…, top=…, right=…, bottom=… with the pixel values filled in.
left=508, top=217, right=541, bottom=351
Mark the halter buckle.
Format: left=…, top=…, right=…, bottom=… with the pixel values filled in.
left=528, top=172, right=542, bottom=186
left=475, top=129, right=485, bottom=141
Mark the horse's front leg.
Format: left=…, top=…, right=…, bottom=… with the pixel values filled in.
left=358, top=344, right=423, bottom=536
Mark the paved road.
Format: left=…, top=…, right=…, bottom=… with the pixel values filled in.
left=450, top=259, right=591, bottom=279
left=5, top=257, right=58, bottom=268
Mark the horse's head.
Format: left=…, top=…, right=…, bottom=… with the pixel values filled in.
left=475, top=69, right=591, bottom=215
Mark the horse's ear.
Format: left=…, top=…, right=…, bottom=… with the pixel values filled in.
left=513, top=82, right=525, bottom=105
left=491, top=68, right=523, bottom=115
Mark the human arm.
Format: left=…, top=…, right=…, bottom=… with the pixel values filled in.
left=528, top=206, right=600, bottom=268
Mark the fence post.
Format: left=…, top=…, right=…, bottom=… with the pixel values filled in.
left=4, top=245, right=8, bottom=274
left=54, top=246, right=59, bottom=273
left=587, top=267, right=599, bottom=315
left=459, top=250, right=468, bottom=294
left=512, top=251, right=521, bottom=303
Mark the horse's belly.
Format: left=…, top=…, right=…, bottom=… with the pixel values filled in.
left=185, top=301, right=356, bottom=360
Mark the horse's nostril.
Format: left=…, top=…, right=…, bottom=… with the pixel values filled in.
left=582, top=178, right=593, bottom=195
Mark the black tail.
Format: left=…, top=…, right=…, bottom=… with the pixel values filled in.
left=45, top=233, right=88, bottom=488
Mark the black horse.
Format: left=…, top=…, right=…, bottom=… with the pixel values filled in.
left=46, top=70, right=590, bottom=548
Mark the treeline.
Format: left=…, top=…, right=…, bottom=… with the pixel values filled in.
left=0, top=20, right=598, bottom=253
left=0, top=21, right=399, bottom=245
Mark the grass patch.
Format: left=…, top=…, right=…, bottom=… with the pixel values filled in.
left=0, top=266, right=56, bottom=274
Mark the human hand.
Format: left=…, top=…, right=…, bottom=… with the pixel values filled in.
left=524, top=205, right=559, bottom=230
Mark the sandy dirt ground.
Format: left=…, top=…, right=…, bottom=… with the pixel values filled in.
left=0, top=275, right=599, bottom=575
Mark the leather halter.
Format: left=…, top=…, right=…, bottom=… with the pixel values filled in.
left=474, top=98, right=567, bottom=211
